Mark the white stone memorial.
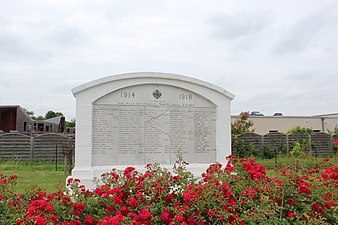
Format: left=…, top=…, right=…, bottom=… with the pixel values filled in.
left=70, top=72, right=234, bottom=189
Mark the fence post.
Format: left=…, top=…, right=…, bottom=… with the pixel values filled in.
left=286, top=134, right=289, bottom=154
left=30, top=136, right=34, bottom=161
left=55, top=144, right=58, bottom=171
left=274, top=147, right=277, bottom=165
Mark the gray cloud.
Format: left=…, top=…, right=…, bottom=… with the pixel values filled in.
left=0, top=32, right=52, bottom=62
left=208, top=10, right=273, bottom=41
left=0, top=34, right=24, bottom=57
left=0, top=16, right=8, bottom=25
left=1, top=0, right=338, bottom=119
left=273, top=3, right=338, bottom=55
left=46, top=24, right=87, bottom=47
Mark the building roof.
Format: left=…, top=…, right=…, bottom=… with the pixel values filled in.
left=232, top=112, right=338, bottom=119
left=0, top=105, right=33, bottom=121
left=44, top=116, right=63, bottom=124
left=313, top=113, right=338, bottom=118
left=0, top=105, right=21, bottom=111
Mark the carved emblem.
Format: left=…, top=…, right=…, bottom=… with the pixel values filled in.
left=153, top=89, right=162, bottom=99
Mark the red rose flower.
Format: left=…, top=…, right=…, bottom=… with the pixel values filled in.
left=207, top=209, right=215, bottom=217
left=85, top=215, right=94, bottom=225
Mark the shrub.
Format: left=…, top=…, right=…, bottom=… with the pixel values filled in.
left=286, top=126, right=313, bottom=135
left=231, top=112, right=255, bottom=136
left=290, top=142, right=302, bottom=157
left=232, top=138, right=256, bottom=158
left=0, top=156, right=337, bottom=224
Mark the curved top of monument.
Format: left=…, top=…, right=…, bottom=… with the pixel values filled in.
left=72, top=72, right=235, bottom=99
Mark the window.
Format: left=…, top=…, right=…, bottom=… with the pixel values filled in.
left=38, top=123, right=44, bottom=132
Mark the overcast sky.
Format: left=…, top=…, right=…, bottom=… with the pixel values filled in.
left=1, top=0, right=337, bottom=120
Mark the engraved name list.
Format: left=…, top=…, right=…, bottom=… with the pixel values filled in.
left=92, top=84, right=216, bottom=166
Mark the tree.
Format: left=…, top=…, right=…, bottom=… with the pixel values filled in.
left=45, top=111, right=64, bottom=119
left=23, top=108, right=66, bottom=120
left=23, top=108, right=42, bottom=120
left=35, top=116, right=45, bottom=120
left=231, top=112, right=255, bottom=135
left=23, top=108, right=35, bottom=117
left=65, top=119, right=76, bottom=127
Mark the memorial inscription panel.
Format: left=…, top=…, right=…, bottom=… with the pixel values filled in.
left=92, top=84, right=216, bottom=166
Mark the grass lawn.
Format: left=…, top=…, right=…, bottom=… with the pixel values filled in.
left=1, top=154, right=336, bottom=194
left=0, top=160, right=69, bottom=193
left=256, top=154, right=337, bottom=170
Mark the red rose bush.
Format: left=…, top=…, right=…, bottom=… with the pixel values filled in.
left=0, top=155, right=337, bottom=224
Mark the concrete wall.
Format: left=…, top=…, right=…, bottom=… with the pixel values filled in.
left=232, top=131, right=336, bottom=155
left=0, top=133, right=75, bottom=161
left=16, top=107, right=34, bottom=133
left=231, top=116, right=338, bottom=134
left=32, top=121, right=61, bottom=133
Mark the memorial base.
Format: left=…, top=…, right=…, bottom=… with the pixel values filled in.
left=69, top=163, right=215, bottom=190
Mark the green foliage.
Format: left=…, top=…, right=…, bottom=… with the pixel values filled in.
left=232, top=138, right=287, bottom=159
left=1, top=157, right=337, bottom=224
left=0, top=160, right=68, bottom=171
left=260, top=146, right=287, bottom=159
left=65, top=119, right=76, bottom=127
left=0, top=160, right=68, bottom=193
left=332, top=139, right=338, bottom=154
left=286, top=126, right=313, bottom=135
left=23, top=108, right=40, bottom=120
left=290, top=140, right=311, bottom=158
left=231, top=111, right=255, bottom=135
left=232, top=138, right=256, bottom=158
left=327, top=125, right=338, bottom=134
left=24, top=108, right=68, bottom=122
left=290, top=142, right=302, bottom=157
left=261, top=146, right=277, bottom=159
left=34, top=115, right=45, bottom=120
left=23, top=108, right=34, bottom=117
left=45, top=110, right=64, bottom=119
left=25, top=109, right=65, bottom=120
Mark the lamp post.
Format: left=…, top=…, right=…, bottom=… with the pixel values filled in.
left=320, top=117, right=325, bottom=132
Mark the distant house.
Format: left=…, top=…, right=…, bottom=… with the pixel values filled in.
left=0, top=105, right=68, bottom=134
left=0, top=105, right=33, bottom=132
left=44, top=116, right=65, bottom=133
